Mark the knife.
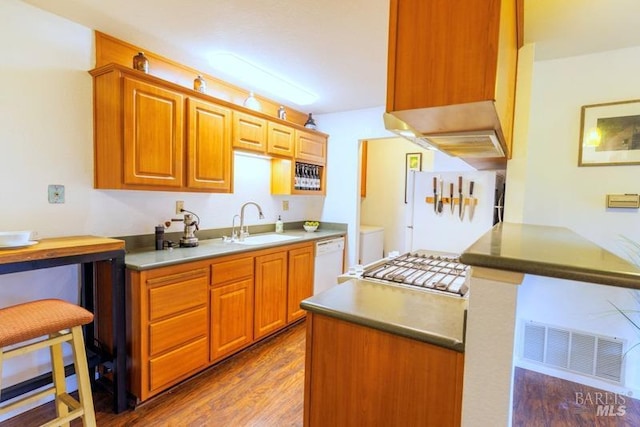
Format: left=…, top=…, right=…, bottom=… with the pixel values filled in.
left=449, top=182, right=455, bottom=214
left=437, top=180, right=444, bottom=214
left=458, top=176, right=464, bottom=220
left=433, top=177, right=438, bottom=213
left=468, top=181, right=476, bottom=221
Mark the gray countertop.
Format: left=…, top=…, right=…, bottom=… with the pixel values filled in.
left=460, top=222, right=640, bottom=289
left=301, top=279, right=467, bottom=352
left=125, top=229, right=345, bottom=270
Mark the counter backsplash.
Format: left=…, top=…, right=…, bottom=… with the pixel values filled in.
left=117, top=221, right=348, bottom=253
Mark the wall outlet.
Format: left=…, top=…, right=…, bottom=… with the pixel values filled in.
left=282, top=200, right=289, bottom=211
left=176, top=200, right=184, bottom=214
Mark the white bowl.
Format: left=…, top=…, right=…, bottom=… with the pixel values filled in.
left=0, top=230, right=32, bottom=246
left=303, top=225, right=318, bottom=232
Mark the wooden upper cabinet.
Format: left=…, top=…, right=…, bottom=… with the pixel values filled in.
left=123, top=77, right=184, bottom=187
left=267, top=122, right=295, bottom=158
left=386, top=0, right=519, bottom=164
left=232, top=111, right=267, bottom=154
left=295, top=130, right=327, bottom=165
left=90, top=63, right=233, bottom=193
left=186, top=98, right=233, bottom=192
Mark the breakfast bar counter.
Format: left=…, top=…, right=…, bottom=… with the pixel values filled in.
left=460, top=222, right=640, bottom=289
left=459, top=222, right=640, bottom=426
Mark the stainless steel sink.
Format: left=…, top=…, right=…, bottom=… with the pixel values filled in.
left=235, top=233, right=301, bottom=245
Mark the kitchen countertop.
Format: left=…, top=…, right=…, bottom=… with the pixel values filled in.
left=460, top=222, right=640, bottom=289
left=300, top=279, right=467, bottom=352
left=125, top=229, right=345, bottom=270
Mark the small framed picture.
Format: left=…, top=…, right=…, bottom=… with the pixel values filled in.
left=405, top=153, right=422, bottom=203
left=579, top=99, right=640, bottom=166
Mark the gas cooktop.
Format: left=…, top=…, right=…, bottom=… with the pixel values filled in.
left=360, top=252, right=469, bottom=296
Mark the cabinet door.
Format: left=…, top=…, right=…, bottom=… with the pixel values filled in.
left=254, top=251, right=288, bottom=339
left=210, top=278, right=254, bottom=361
left=186, top=98, right=232, bottom=191
left=287, top=244, right=314, bottom=323
left=267, top=122, right=295, bottom=158
left=123, top=77, right=184, bottom=187
left=295, top=130, right=327, bottom=165
left=232, top=111, right=267, bottom=153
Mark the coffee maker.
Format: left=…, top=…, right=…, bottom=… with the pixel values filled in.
left=171, top=210, right=200, bottom=248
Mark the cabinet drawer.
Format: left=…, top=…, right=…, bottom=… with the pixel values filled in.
left=211, top=256, right=254, bottom=286
left=149, top=307, right=208, bottom=356
left=148, top=273, right=208, bottom=321
left=149, top=337, right=208, bottom=392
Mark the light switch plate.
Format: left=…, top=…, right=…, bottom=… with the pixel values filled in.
left=48, top=184, right=65, bottom=204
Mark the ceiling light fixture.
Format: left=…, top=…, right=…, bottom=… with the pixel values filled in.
left=209, top=52, right=318, bottom=106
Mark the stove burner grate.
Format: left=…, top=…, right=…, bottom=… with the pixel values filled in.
left=362, top=253, right=469, bottom=296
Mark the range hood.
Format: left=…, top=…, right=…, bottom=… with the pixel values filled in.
left=383, top=102, right=509, bottom=170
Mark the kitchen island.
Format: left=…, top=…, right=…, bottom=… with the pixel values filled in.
left=301, top=279, right=467, bottom=426
left=459, top=223, right=640, bottom=426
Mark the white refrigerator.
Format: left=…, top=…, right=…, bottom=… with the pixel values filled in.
left=406, top=170, right=498, bottom=254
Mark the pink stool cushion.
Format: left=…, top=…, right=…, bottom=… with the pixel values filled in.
left=0, top=299, right=94, bottom=347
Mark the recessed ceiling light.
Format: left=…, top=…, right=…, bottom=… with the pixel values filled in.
left=209, top=52, right=318, bottom=106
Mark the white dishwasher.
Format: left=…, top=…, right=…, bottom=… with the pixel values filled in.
left=313, top=236, right=345, bottom=295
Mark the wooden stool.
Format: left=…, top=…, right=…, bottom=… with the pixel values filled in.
left=0, top=299, right=97, bottom=426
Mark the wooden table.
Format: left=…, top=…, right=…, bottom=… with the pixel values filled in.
left=0, top=236, right=128, bottom=413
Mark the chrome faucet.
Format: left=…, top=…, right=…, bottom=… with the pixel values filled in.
left=231, top=214, right=240, bottom=241
left=238, top=202, right=264, bottom=241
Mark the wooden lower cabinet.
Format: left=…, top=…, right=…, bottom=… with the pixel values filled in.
left=304, top=314, right=464, bottom=427
left=126, top=240, right=322, bottom=402
left=127, top=260, right=210, bottom=401
left=210, top=255, right=254, bottom=362
left=254, top=250, right=288, bottom=339
left=287, top=244, right=314, bottom=323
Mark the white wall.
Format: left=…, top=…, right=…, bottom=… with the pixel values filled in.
left=522, top=46, right=640, bottom=249
left=360, top=138, right=434, bottom=255
left=0, top=0, right=323, bottom=415
left=508, top=45, right=640, bottom=393
left=315, top=106, right=395, bottom=266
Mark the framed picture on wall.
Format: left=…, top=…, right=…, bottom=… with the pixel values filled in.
left=579, top=99, right=640, bottom=166
left=405, top=153, right=422, bottom=203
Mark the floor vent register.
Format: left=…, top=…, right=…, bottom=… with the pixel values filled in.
left=522, top=320, right=625, bottom=384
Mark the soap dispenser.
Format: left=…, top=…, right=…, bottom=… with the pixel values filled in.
left=275, top=215, right=284, bottom=233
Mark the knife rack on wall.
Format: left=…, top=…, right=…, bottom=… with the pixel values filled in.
left=425, top=197, right=477, bottom=206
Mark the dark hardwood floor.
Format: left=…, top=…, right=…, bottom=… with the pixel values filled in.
left=513, top=367, right=640, bottom=427
left=1, top=321, right=307, bottom=427
left=3, top=321, right=640, bottom=426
